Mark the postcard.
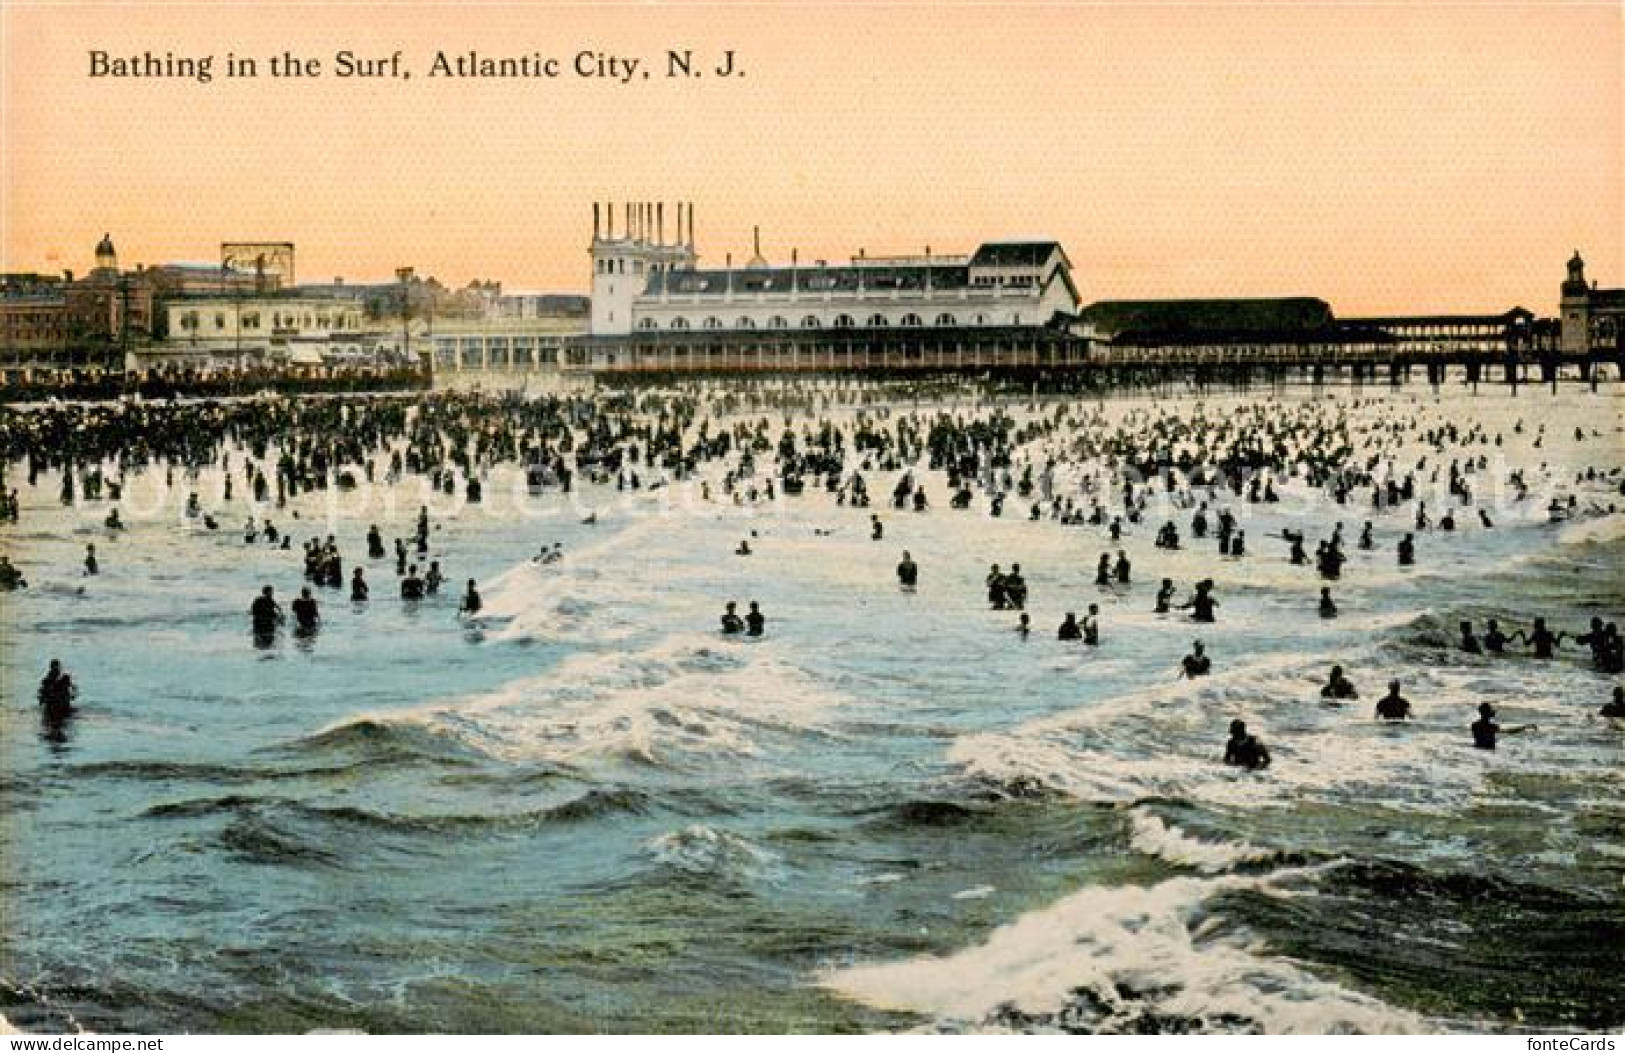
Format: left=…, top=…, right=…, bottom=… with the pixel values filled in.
left=1, top=0, right=1621, bottom=1039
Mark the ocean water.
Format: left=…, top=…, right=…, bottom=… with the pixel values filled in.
left=1, top=383, right=1621, bottom=1034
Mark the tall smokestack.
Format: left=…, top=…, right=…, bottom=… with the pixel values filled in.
left=607, top=201, right=614, bottom=239
left=658, top=202, right=665, bottom=246
left=688, top=202, right=695, bottom=247
left=593, top=202, right=601, bottom=241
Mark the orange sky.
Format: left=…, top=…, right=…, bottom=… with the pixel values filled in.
left=2, top=1, right=1620, bottom=314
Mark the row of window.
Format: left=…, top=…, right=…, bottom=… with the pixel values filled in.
left=176, top=311, right=356, bottom=332
left=636, top=312, right=1022, bottom=331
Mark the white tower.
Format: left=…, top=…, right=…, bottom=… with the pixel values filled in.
left=590, top=200, right=697, bottom=335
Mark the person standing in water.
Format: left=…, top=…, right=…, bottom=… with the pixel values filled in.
left=250, top=586, right=283, bottom=634
left=1155, top=578, right=1176, bottom=614
left=83, top=544, right=98, bottom=576
left=1321, top=664, right=1358, bottom=700
left=291, top=587, right=320, bottom=633
left=897, top=551, right=919, bottom=589
left=1181, top=641, right=1211, bottom=678
left=1375, top=680, right=1412, bottom=721
left=38, top=659, right=76, bottom=722
left=1471, top=702, right=1534, bottom=748
left=1224, top=719, right=1271, bottom=771
left=0, top=555, right=26, bottom=591
left=721, top=601, right=744, bottom=635
left=745, top=601, right=766, bottom=637
left=460, top=579, right=482, bottom=616
left=1179, top=579, right=1219, bottom=622
left=350, top=567, right=370, bottom=602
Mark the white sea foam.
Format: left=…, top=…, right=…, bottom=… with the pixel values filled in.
left=1126, top=810, right=1274, bottom=873
left=821, top=867, right=1429, bottom=1033
left=311, top=632, right=852, bottom=772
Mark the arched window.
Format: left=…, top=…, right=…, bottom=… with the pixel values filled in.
left=638, top=318, right=659, bottom=330
left=833, top=314, right=855, bottom=329
left=215, top=313, right=226, bottom=330
left=801, top=315, right=822, bottom=329
left=703, top=317, right=724, bottom=330
left=736, top=317, right=756, bottom=329
left=900, top=313, right=923, bottom=327
left=670, top=317, right=691, bottom=330
left=935, top=313, right=957, bottom=327
left=867, top=313, right=889, bottom=328
left=767, top=316, right=788, bottom=330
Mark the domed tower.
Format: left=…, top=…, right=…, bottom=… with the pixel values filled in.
left=92, top=232, right=118, bottom=277
left=1561, top=250, right=1591, bottom=354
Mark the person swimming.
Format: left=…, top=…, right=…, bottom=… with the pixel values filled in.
left=1484, top=618, right=1509, bottom=654
left=400, top=566, right=425, bottom=601
left=746, top=601, right=766, bottom=637
left=351, top=567, right=370, bottom=602
left=721, top=601, right=744, bottom=635
left=460, top=579, right=482, bottom=616
left=1600, top=686, right=1625, bottom=719
left=1057, top=612, right=1082, bottom=641
left=1375, top=679, right=1412, bottom=721
left=1321, top=664, right=1358, bottom=700
left=1015, top=612, right=1031, bottom=638
left=1223, top=719, right=1271, bottom=771
left=1082, top=604, right=1101, bottom=645
left=736, top=539, right=753, bottom=556
left=1181, top=641, right=1211, bottom=678
left=1397, top=533, right=1416, bottom=566
left=1318, top=587, right=1337, bottom=619
left=1459, top=620, right=1482, bottom=655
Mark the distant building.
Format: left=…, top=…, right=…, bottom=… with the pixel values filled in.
left=1080, top=296, right=1537, bottom=360
left=142, top=293, right=371, bottom=369
left=427, top=316, right=585, bottom=388
left=587, top=201, right=1079, bottom=338
left=494, top=292, right=590, bottom=320
left=574, top=200, right=1084, bottom=372
left=1560, top=251, right=1624, bottom=356
left=0, top=274, right=70, bottom=373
